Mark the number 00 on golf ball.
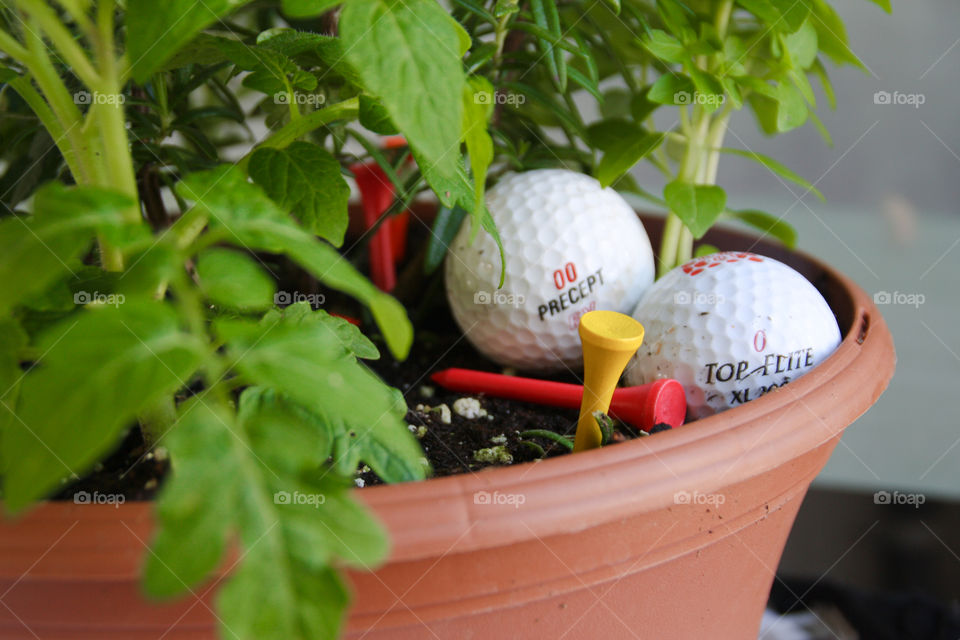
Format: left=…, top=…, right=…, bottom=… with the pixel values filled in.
left=445, top=169, right=655, bottom=371
left=624, top=252, right=841, bottom=418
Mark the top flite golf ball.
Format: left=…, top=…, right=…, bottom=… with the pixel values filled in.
left=624, top=252, right=841, bottom=418
left=445, top=169, right=655, bottom=371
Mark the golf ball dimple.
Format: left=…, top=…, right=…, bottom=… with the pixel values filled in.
left=445, top=169, right=655, bottom=372
left=624, top=252, right=841, bottom=418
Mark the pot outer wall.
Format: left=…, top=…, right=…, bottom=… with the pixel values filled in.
left=0, top=212, right=895, bottom=640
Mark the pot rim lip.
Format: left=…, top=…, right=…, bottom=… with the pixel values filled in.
left=8, top=220, right=896, bottom=563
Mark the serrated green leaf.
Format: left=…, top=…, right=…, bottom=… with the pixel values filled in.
left=719, top=148, right=824, bottom=200
left=4, top=303, right=204, bottom=512
left=729, top=209, right=798, bottom=248
left=126, top=0, right=257, bottom=82
left=220, top=314, right=426, bottom=482
left=411, top=147, right=505, bottom=287
left=663, top=181, right=726, bottom=239
left=447, top=13, right=472, bottom=57
left=261, top=303, right=379, bottom=360
left=196, top=248, right=276, bottom=311
left=214, top=38, right=317, bottom=97
left=462, top=76, right=494, bottom=213
left=0, top=183, right=135, bottom=315
left=176, top=166, right=412, bottom=359
left=248, top=141, right=350, bottom=246
left=281, top=0, right=344, bottom=18
left=341, top=0, right=465, bottom=184
left=358, top=95, right=399, bottom=135
left=146, top=393, right=386, bottom=640
left=770, top=0, right=812, bottom=32
left=864, top=0, right=891, bottom=13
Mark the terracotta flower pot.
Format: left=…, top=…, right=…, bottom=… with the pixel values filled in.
left=0, top=215, right=895, bottom=639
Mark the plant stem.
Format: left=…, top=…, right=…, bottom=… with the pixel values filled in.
left=493, top=13, right=511, bottom=66
left=237, top=96, right=359, bottom=171
left=656, top=0, right=737, bottom=278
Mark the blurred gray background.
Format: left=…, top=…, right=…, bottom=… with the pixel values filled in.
left=626, top=0, right=960, bottom=501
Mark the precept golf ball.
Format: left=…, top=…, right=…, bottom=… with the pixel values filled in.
left=624, top=251, right=841, bottom=418
left=445, top=169, right=655, bottom=371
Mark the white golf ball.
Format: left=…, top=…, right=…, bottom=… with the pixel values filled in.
left=624, top=251, right=841, bottom=418
left=445, top=169, right=655, bottom=371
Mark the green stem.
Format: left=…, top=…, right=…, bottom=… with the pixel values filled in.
left=138, top=393, right=178, bottom=446
left=13, top=0, right=101, bottom=89
left=493, top=12, right=511, bottom=67
left=21, top=18, right=93, bottom=184
left=237, top=97, right=359, bottom=171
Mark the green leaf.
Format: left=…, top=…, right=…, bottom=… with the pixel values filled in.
left=687, top=68, right=725, bottom=112
left=736, top=0, right=781, bottom=27
left=281, top=0, right=344, bottom=18
left=810, top=0, right=865, bottom=69
left=493, top=0, right=519, bottom=18
left=641, top=29, right=688, bottom=64
left=424, top=206, right=467, bottom=275
left=358, top=95, right=399, bottom=135
left=529, top=0, right=566, bottom=92
left=719, top=148, right=824, bottom=200
left=600, top=88, right=631, bottom=119
left=729, top=210, right=798, bottom=248
left=447, top=13, right=473, bottom=57
left=657, top=0, right=696, bottom=44
left=411, top=147, right=505, bottom=287
left=647, top=73, right=695, bottom=105
left=248, top=142, right=350, bottom=246
left=196, top=248, right=276, bottom=311
left=145, top=394, right=386, bottom=640
left=0, top=318, right=27, bottom=458
left=0, top=183, right=135, bottom=315
left=663, top=181, right=727, bottom=239
left=261, top=303, right=379, bottom=360
left=462, top=76, right=494, bottom=213
left=214, top=38, right=317, bottom=96
left=811, top=59, right=837, bottom=110
left=177, top=166, right=412, bottom=359
left=775, top=80, right=808, bottom=131
left=596, top=131, right=664, bottom=188
left=782, top=18, right=818, bottom=69
left=126, top=0, right=257, bottom=82
left=341, top=0, right=465, bottom=183
left=770, top=0, right=812, bottom=32
left=864, top=0, right=891, bottom=13
left=143, top=401, right=240, bottom=598
left=693, top=243, right=719, bottom=257
left=220, top=313, right=426, bottom=482
left=3, top=303, right=204, bottom=512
